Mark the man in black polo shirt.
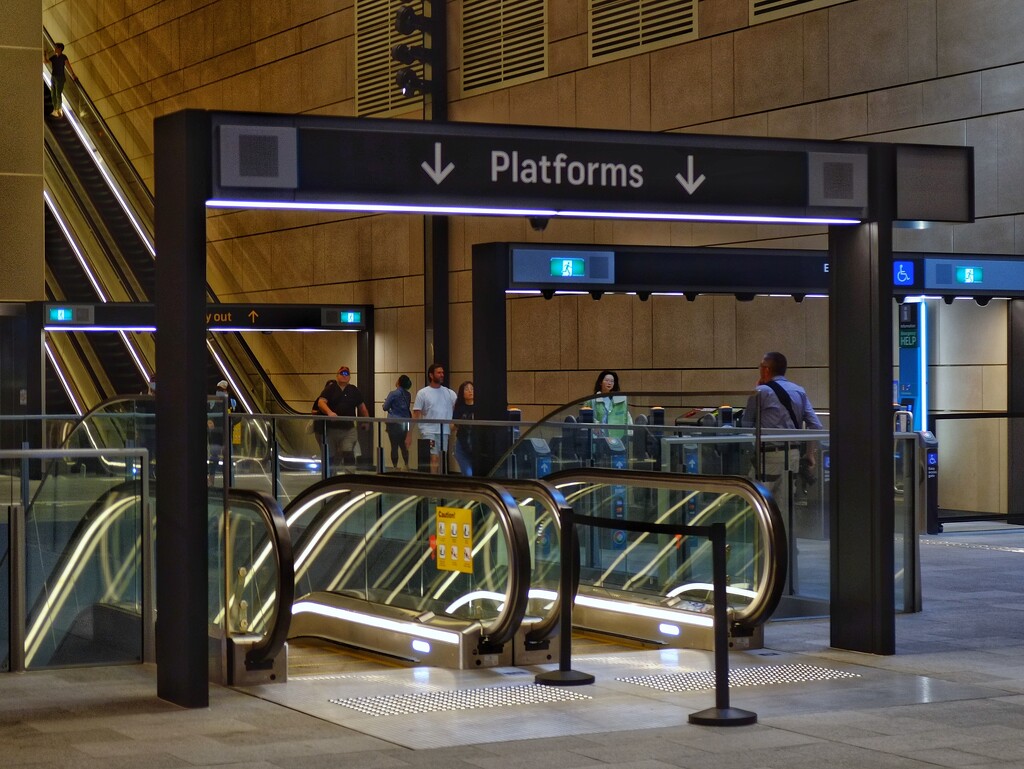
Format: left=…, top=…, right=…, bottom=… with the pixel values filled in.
left=316, top=365, right=369, bottom=473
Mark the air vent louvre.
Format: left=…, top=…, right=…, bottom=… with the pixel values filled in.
left=462, top=0, right=547, bottom=95
left=356, top=0, right=425, bottom=116
left=589, top=0, right=696, bottom=64
left=750, top=0, right=850, bottom=25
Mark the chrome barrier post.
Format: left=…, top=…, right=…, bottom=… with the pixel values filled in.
left=688, top=522, right=757, bottom=726
left=535, top=507, right=594, bottom=686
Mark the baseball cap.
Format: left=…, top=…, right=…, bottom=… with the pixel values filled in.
left=216, top=380, right=229, bottom=390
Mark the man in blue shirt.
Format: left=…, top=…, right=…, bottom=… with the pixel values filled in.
left=743, top=352, right=822, bottom=506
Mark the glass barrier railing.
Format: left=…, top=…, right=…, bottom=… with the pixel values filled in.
left=285, top=474, right=531, bottom=668
left=0, top=450, right=150, bottom=671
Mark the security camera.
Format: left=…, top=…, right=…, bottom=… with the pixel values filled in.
left=528, top=217, right=549, bottom=232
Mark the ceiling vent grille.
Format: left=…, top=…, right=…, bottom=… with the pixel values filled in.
left=590, top=0, right=697, bottom=64
left=750, top=0, right=850, bottom=25
left=462, top=0, right=547, bottom=96
left=356, top=0, right=424, bottom=116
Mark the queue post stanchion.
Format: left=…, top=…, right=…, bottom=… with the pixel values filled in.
left=535, top=507, right=594, bottom=686
left=688, top=521, right=757, bottom=726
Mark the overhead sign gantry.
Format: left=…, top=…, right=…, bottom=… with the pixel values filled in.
left=209, top=115, right=870, bottom=224
left=154, top=109, right=973, bottom=710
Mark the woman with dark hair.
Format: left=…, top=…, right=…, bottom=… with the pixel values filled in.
left=382, top=375, right=412, bottom=469
left=452, top=381, right=476, bottom=476
left=590, top=369, right=631, bottom=438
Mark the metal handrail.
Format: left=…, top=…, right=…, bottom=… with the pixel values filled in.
left=286, top=473, right=532, bottom=648
left=488, top=477, right=576, bottom=645
left=544, top=468, right=787, bottom=631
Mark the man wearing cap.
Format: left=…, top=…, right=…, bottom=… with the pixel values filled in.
left=316, top=366, right=369, bottom=473
left=208, top=380, right=235, bottom=486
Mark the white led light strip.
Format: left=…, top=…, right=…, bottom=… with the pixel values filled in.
left=292, top=600, right=461, bottom=645
left=206, top=199, right=861, bottom=226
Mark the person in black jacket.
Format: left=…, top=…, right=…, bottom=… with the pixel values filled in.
left=316, top=365, right=369, bottom=473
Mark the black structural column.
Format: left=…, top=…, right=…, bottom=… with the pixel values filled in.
left=1008, top=301, right=1024, bottom=523
left=827, top=146, right=896, bottom=655
left=154, top=110, right=212, bottom=707
left=421, top=0, right=449, bottom=373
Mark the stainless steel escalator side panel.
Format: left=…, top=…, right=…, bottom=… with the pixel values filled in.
left=290, top=591, right=512, bottom=669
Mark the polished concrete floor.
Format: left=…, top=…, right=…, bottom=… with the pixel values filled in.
left=4, top=522, right=1024, bottom=768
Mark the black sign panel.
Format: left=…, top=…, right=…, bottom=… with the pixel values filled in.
left=205, top=304, right=369, bottom=330
left=298, top=129, right=809, bottom=213
left=497, top=244, right=831, bottom=294
left=38, top=303, right=369, bottom=331
left=211, top=115, right=871, bottom=221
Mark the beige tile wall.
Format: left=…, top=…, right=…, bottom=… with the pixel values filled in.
left=2, top=0, right=44, bottom=301
left=40, top=0, right=1022, bottom=435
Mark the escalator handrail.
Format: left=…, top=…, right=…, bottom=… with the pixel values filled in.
left=543, top=468, right=788, bottom=631
left=286, top=473, right=532, bottom=648
left=227, top=488, right=294, bottom=669
left=486, top=477, right=577, bottom=645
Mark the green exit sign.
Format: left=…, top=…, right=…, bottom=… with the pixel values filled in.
left=45, top=304, right=94, bottom=325
left=955, top=266, right=983, bottom=284
left=321, top=307, right=366, bottom=330
left=550, top=258, right=585, bottom=278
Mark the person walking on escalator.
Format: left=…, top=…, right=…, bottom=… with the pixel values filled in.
left=45, top=43, right=76, bottom=118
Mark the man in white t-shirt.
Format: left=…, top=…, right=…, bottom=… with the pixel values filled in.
left=406, top=362, right=457, bottom=473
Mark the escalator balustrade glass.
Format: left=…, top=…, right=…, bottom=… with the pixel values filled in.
left=13, top=462, right=148, bottom=670
left=286, top=476, right=531, bottom=668
left=545, top=469, right=786, bottom=651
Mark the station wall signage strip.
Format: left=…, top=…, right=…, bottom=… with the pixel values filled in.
left=42, top=303, right=369, bottom=331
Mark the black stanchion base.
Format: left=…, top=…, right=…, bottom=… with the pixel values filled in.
left=535, top=669, right=595, bottom=686
left=688, top=707, right=757, bottom=726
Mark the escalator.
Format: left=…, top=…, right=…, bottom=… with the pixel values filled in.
left=285, top=474, right=544, bottom=668
left=44, top=202, right=145, bottom=400
left=5, top=442, right=291, bottom=683
left=41, top=31, right=295, bottom=418
left=7, top=393, right=787, bottom=676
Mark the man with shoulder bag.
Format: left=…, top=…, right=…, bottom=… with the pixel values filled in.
left=742, top=352, right=823, bottom=510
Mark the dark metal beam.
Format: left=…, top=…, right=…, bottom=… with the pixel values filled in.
left=827, top=146, right=896, bottom=655
left=154, top=109, right=212, bottom=707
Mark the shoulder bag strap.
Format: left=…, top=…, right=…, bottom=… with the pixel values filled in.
left=763, top=380, right=801, bottom=429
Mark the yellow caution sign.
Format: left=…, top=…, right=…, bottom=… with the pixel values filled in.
left=435, top=506, right=473, bottom=574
